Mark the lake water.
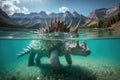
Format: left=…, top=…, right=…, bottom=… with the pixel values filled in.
left=0, top=28, right=120, bottom=80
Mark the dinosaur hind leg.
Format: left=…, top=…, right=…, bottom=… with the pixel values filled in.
left=28, top=50, right=36, bottom=66
left=50, top=50, right=60, bottom=69
left=35, top=53, right=41, bottom=66
left=65, top=54, right=72, bottom=66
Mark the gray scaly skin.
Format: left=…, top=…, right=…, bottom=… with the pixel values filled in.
left=17, top=18, right=91, bottom=69
left=17, top=39, right=91, bottom=68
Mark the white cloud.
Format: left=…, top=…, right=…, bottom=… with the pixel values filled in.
left=59, top=6, right=69, bottom=13
left=22, top=7, right=29, bottom=14
left=9, top=0, right=20, bottom=3
left=0, top=0, right=30, bottom=15
left=21, top=0, right=44, bottom=2
left=46, top=11, right=50, bottom=15
left=14, top=0, right=20, bottom=3
left=0, top=0, right=21, bottom=15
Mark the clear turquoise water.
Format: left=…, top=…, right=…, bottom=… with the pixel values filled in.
left=0, top=39, right=120, bottom=67
left=0, top=29, right=120, bottom=80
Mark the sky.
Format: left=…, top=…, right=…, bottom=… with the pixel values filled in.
left=0, top=0, right=120, bottom=16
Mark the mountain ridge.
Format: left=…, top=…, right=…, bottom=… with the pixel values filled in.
left=0, top=4, right=120, bottom=29
left=88, top=4, right=120, bottom=21
left=10, top=4, right=120, bottom=28
left=11, top=10, right=88, bottom=28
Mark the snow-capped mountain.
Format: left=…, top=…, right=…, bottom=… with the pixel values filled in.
left=8, top=3, right=120, bottom=28
left=11, top=11, right=88, bottom=28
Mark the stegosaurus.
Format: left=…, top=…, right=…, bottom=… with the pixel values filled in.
left=17, top=18, right=91, bottom=69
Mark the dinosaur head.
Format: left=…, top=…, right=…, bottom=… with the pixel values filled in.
left=66, top=41, right=91, bottom=56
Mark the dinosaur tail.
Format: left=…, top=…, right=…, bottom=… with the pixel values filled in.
left=17, top=46, right=32, bottom=59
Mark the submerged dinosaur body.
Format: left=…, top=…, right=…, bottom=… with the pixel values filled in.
left=17, top=18, right=91, bottom=68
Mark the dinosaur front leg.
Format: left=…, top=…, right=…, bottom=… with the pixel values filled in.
left=65, top=54, right=72, bottom=66
left=50, top=50, right=60, bottom=69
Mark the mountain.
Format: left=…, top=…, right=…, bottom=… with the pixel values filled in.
left=86, top=4, right=120, bottom=28
left=88, top=4, right=120, bottom=21
left=0, top=8, right=10, bottom=19
left=0, top=8, right=16, bottom=27
left=1, top=3, right=119, bottom=29
left=86, top=12, right=120, bottom=28
left=11, top=11, right=88, bottom=28
left=106, top=4, right=120, bottom=17
left=11, top=13, right=26, bottom=19
left=39, top=11, right=49, bottom=18
left=0, top=8, right=31, bottom=29
left=88, top=8, right=107, bottom=20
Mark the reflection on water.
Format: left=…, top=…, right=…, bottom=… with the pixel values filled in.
left=0, top=28, right=120, bottom=40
